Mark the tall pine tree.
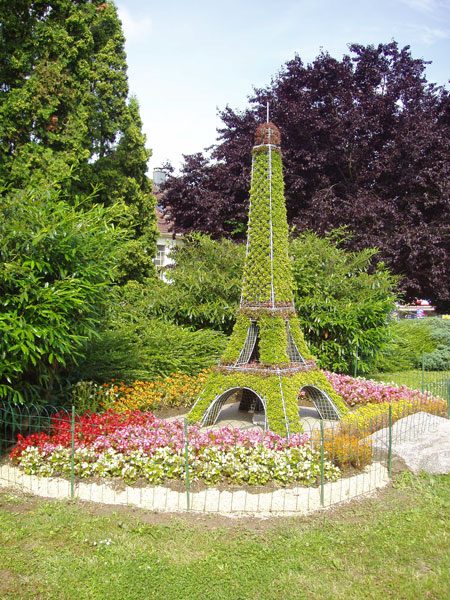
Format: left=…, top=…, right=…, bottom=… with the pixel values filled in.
left=0, top=0, right=156, bottom=281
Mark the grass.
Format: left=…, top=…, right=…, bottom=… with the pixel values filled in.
left=371, top=370, right=450, bottom=400
left=0, top=472, right=449, bottom=599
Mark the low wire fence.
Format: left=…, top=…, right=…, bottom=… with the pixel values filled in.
left=0, top=390, right=447, bottom=515
left=371, top=369, right=450, bottom=408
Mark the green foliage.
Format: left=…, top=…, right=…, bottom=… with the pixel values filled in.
left=76, top=320, right=226, bottom=382
left=258, top=315, right=289, bottom=365
left=241, top=148, right=294, bottom=304
left=74, top=281, right=227, bottom=382
left=423, top=319, right=450, bottom=371
left=158, top=234, right=244, bottom=334
left=189, top=367, right=348, bottom=435
left=373, top=319, right=436, bottom=372
left=0, top=1, right=157, bottom=282
left=291, top=230, right=398, bottom=374
left=374, top=318, right=450, bottom=372
left=220, top=314, right=250, bottom=364
left=0, top=185, right=124, bottom=404
left=91, top=96, right=157, bottom=283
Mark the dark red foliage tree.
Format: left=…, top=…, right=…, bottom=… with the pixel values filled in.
left=161, top=43, right=450, bottom=305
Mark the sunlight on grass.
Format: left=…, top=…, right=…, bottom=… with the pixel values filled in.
left=372, top=370, right=450, bottom=399
left=0, top=473, right=449, bottom=600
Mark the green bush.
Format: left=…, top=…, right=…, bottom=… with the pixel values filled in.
left=157, top=234, right=244, bottom=334
left=154, top=231, right=397, bottom=374
left=291, top=230, right=398, bottom=374
left=373, top=319, right=435, bottom=372
left=74, top=282, right=227, bottom=382
left=0, top=185, right=125, bottom=404
left=75, top=320, right=226, bottom=382
left=374, top=318, right=450, bottom=372
left=423, top=319, right=450, bottom=370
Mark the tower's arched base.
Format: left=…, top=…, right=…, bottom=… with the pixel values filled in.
left=300, top=385, right=341, bottom=421
left=188, top=367, right=348, bottom=436
left=202, top=387, right=267, bottom=427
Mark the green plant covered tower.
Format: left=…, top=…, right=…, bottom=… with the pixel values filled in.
left=188, top=121, right=348, bottom=435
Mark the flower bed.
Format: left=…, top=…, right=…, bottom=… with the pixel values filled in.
left=72, top=371, right=210, bottom=414
left=341, top=398, right=446, bottom=434
left=324, top=371, right=443, bottom=408
left=10, top=411, right=340, bottom=487
left=74, top=369, right=446, bottom=417
left=12, top=372, right=445, bottom=489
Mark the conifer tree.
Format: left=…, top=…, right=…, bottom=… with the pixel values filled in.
left=0, top=0, right=156, bottom=281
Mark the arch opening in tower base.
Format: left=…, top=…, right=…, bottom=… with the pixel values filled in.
left=201, top=387, right=267, bottom=428
left=300, top=385, right=341, bottom=421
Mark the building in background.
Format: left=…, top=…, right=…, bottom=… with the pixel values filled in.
left=153, top=168, right=182, bottom=278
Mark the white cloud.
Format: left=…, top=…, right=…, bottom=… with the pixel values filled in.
left=398, top=0, right=449, bottom=13
left=408, top=23, right=449, bottom=43
left=117, top=6, right=152, bottom=42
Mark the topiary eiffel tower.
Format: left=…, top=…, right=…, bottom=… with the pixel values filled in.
left=188, top=121, right=348, bottom=435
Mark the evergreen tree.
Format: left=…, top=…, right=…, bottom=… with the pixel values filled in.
left=0, top=0, right=156, bottom=281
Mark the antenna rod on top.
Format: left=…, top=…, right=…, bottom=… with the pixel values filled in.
left=266, top=101, right=270, bottom=123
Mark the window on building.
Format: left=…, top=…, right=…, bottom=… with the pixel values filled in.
left=154, top=244, right=165, bottom=268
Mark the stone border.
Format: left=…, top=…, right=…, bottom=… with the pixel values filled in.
left=0, top=463, right=389, bottom=517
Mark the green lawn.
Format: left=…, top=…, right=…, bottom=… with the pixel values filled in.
left=1, top=472, right=449, bottom=600
left=371, top=370, right=450, bottom=399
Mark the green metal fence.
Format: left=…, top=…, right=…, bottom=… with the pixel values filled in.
left=371, top=369, right=450, bottom=417
left=0, top=392, right=447, bottom=515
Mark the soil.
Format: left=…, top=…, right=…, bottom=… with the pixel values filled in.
left=0, top=569, right=20, bottom=597
left=60, top=471, right=324, bottom=494
left=152, top=406, right=188, bottom=419
left=0, top=488, right=41, bottom=514
left=0, top=481, right=406, bottom=533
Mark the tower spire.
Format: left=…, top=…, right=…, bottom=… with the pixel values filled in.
left=240, top=121, right=294, bottom=310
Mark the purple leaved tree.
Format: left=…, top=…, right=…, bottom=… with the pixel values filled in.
left=161, top=43, right=449, bottom=306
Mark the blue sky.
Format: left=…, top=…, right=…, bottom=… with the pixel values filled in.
left=116, top=0, right=450, bottom=171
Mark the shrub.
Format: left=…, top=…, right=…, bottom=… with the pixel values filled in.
left=373, top=319, right=436, bottom=372
left=423, top=319, right=450, bottom=371
left=0, top=186, right=125, bottom=404
left=291, top=230, right=397, bottom=374
left=75, top=318, right=226, bottom=381
left=374, top=318, right=450, bottom=373
left=157, top=234, right=244, bottom=335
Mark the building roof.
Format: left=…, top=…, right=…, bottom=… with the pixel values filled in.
left=156, top=207, right=178, bottom=237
